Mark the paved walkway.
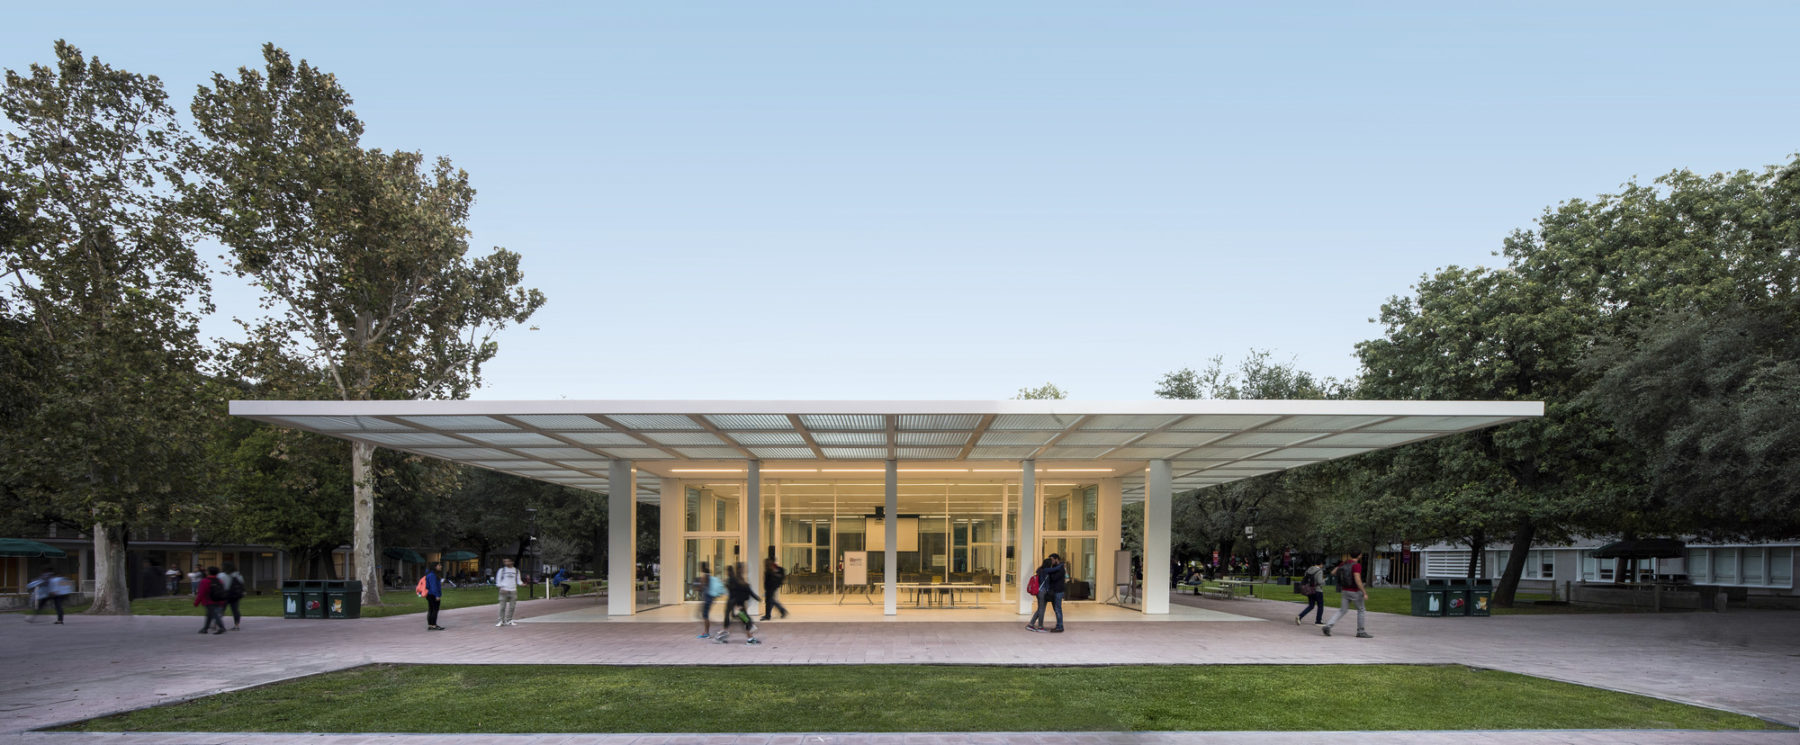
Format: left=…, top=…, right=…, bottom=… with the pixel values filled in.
left=1, top=593, right=1795, bottom=745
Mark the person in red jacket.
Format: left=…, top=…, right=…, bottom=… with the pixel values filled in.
left=193, top=566, right=227, bottom=635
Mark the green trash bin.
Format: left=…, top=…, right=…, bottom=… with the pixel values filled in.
left=1469, top=579, right=1493, bottom=616
left=1444, top=578, right=1471, bottom=616
left=326, top=580, right=363, bottom=618
left=302, top=580, right=329, bottom=618
left=1410, top=578, right=1450, bottom=616
left=281, top=580, right=305, bottom=619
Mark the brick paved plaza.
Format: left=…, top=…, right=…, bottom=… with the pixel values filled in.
left=2, top=594, right=1795, bottom=745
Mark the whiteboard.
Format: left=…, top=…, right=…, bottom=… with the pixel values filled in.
left=864, top=517, right=919, bottom=552
left=844, top=551, right=868, bottom=585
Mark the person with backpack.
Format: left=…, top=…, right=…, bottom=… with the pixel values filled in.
left=494, top=557, right=522, bottom=627
left=1025, top=557, right=1052, bottom=631
left=1323, top=552, right=1373, bottom=638
left=220, top=561, right=247, bottom=631
left=695, top=562, right=723, bottom=639
left=552, top=567, right=570, bottom=598
left=1295, top=560, right=1327, bottom=626
left=760, top=552, right=789, bottom=621
left=715, top=562, right=762, bottom=645
left=1027, top=554, right=1068, bottom=632
left=193, top=566, right=228, bottom=635
left=423, top=562, right=445, bottom=631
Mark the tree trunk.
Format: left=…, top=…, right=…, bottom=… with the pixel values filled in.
left=1494, top=517, right=1534, bottom=608
left=352, top=441, right=382, bottom=605
left=86, top=522, right=131, bottom=614
left=1217, top=538, right=1236, bottom=576
left=1467, top=530, right=1486, bottom=581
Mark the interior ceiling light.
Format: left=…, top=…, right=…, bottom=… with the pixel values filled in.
left=671, top=468, right=744, bottom=473
left=1046, top=468, right=1112, bottom=473
left=761, top=468, right=818, bottom=473
left=821, top=468, right=884, bottom=473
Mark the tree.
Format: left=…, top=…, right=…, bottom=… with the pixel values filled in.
left=1, top=42, right=211, bottom=613
left=1012, top=382, right=1068, bottom=400
left=1155, top=350, right=1344, bottom=572
left=1582, top=298, right=1800, bottom=539
left=189, top=45, right=546, bottom=604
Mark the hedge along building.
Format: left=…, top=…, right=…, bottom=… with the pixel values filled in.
left=230, top=399, right=1541, bottom=617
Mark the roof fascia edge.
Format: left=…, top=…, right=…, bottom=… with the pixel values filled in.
left=229, top=399, right=1545, bottom=418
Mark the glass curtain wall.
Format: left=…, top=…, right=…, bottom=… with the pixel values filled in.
left=767, top=479, right=1014, bottom=605
left=1040, top=483, right=1099, bottom=601
left=681, top=484, right=741, bottom=600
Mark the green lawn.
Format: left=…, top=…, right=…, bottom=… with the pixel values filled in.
left=60, top=663, right=1781, bottom=733
left=1231, top=583, right=1614, bottom=615
left=115, top=586, right=577, bottom=618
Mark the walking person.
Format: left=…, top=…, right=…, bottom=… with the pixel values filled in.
left=760, top=551, right=788, bottom=621
left=715, top=563, right=762, bottom=645
left=193, top=567, right=228, bottom=635
left=695, top=561, right=723, bottom=639
left=424, top=562, right=446, bottom=631
left=495, top=558, right=522, bottom=627
left=27, top=569, right=70, bottom=624
left=1323, top=552, right=1372, bottom=638
left=1295, top=560, right=1326, bottom=625
left=221, top=561, right=247, bottom=631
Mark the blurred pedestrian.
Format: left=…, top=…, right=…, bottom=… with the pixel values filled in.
left=220, top=561, right=247, bottom=631
left=695, top=562, right=723, bottom=639
left=552, top=567, right=570, bottom=598
left=1295, top=560, right=1326, bottom=625
left=194, top=567, right=227, bottom=635
left=715, top=563, right=761, bottom=645
left=495, top=557, right=521, bottom=627
left=424, top=562, right=445, bottom=631
left=760, top=552, right=788, bottom=621
left=1323, top=552, right=1372, bottom=639
left=27, top=569, right=71, bottom=624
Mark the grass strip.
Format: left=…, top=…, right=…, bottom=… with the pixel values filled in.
left=59, top=663, right=1781, bottom=733
left=99, top=586, right=573, bottom=618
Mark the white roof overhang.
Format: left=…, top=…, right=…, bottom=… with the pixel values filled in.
left=229, top=399, right=1543, bottom=503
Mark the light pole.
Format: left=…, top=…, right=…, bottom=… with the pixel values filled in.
left=526, top=507, right=539, bottom=599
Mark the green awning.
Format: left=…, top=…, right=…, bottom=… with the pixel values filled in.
left=383, top=547, right=427, bottom=564
left=442, top=550, right=479, bottom=561
left=0, top=538, right=67, bottom=558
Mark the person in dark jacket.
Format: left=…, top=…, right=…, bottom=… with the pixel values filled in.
left=1031, top=553, right=1068, bottom=633
left=425, top=563, right=445, bottom=631
left=760, top=553, right=788, bottom=621
left=715, top=563, right=762, bottom=645
left=193, top=567, right=227, bottom=635
left=221, top=561, right=246, bottom=631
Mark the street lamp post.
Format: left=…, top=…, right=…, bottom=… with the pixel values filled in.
left=526, top=507, right=539, bottom=599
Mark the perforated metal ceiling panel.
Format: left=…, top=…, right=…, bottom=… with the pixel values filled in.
left=232, top=399, right=1542, bottom=498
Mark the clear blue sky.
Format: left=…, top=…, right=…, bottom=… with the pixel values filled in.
left=7, top=3, right=1797, bottom=400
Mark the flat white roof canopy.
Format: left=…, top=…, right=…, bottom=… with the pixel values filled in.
left=230, top=399, right=1542, bottom=501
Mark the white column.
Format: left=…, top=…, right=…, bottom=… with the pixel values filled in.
left=1144, top=459, right=1172, bottom=614
left=884, top=459, right=898, bottom=616
left=1098, top=477, right=1122, bottom=603
left=745, top=461, right=762, bottom=614
left=608, top=460, right=636, bottom=616
left=660, top=479, right=683, bottom=606
left=1017, top=459, right=1037, bottom=615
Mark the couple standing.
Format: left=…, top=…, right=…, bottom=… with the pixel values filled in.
left=1026, top=552, right=1067, bottom=633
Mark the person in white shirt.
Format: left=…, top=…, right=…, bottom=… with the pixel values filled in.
left=495, top=558, right=522, bottom=627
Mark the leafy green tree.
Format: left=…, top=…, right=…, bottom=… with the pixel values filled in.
left=1155, top=350, right=1344, bottom=572
left=0, top=42, right=211, bottom=613
left=1012, top=383, right=1068, bottom=400
left=188, top=45, right=546, bottom=604
left=1582, top=298, right=1800, bottom=539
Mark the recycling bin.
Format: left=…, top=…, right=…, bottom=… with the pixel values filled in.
left=1468, top=578, right=1493, bottom=617
left=1409, top=578, right=1449, bottom=616
left=302, top=579, right=328, bottom=618
left=1444, top=578, right=1470, bottom=616
left=325, top=580, right=363, bottom=618
left=281, top=580, right=305, bottom=619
